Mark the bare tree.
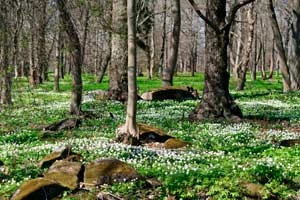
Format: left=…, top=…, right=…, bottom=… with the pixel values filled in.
left=289, top=0, right=300, bottom=90
left=109, top=0, right=128, bottom=101
left=161, top=0, right=181, bottom=87
left=188, top=0, right=255, bottom=121
left=117, top=0, right=138, bottom=144
left=56, top=0, right=83, bottom=115
left=236, top=3, right=255, bottom=90
left=266, top=0, right=291, bottom=92
left=0, top=0, right=13, bottom=105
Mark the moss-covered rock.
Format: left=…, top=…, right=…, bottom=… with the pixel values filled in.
left=83, top=158, right=140, bottom=189
left=39, top=146, right=82, bottom=168
left=164, top=138, right=190, bottom=149
left=11, top=178, right=66, bottom=200
left=138, top=123, right=173, bottom=143
left=43, top=160, right=83, bottom=190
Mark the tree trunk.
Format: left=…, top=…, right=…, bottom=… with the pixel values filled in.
left=36, top=0, right=48, bottom=83
left=159, top=0, right=167, bottom=77
left=109, top=0, right=128, bottom=101
left=188, top=0, right=248, bottom=121
left=57, top=0, right=83, bottom=115
left=266, top=0, right=291, bottom=92
left=162, top=0, right=181, bottom=87
left=267, top=38, right=275, bottom=79
left=289, top=0, right=300, bottom=90
left=236, top=3, right=255, bottom=91
left=149, top=1, right=156, bottom=79
left=122, top=0, right=138, bottom=144
left=0, top=0, right=12, bottom=105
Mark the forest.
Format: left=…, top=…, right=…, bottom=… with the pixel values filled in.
left=0, top=0, right=300, bottom=199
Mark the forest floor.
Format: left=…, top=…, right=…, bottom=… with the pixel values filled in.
left=0, top=73, right=300, bottom=199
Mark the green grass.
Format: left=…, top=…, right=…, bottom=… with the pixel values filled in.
left=1, top=73, right=300, bottom=199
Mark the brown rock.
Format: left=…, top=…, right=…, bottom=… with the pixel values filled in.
left=39, top=146, right=82, bottom=169
left=43, top=160, right=83, bottom=190
left=11, top=178, right=66, bottom=200
left=141, top=86, right=197, bottom=101
left=138, top=123, right=173, bottom=143
left=83, top=158, right=140, bottom=188
left=164, top=138, right=190, bottom=149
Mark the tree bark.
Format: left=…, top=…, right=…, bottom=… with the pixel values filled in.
left=0, top=0, right=13, bottom=105
left=109, top=0, right=128, bottom=101
left=36, top=0, right=48, bottom=83
left=123, top=0, right=138, bottom=143
left=187, top=0, right=253, bottom=121
left=57, top=0, right=83, bottom=115
left=162, top=0, right=181, bottom=87
left=266, top=0, right=291, bottom=92
left=159, top=0, right=167, bottom=77
left=289, top=0, right=300, bottom=90
left=236, top=3, right=255, bottom=90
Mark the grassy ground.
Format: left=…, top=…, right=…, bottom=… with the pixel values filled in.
left=0, top=73, right=300, bottom=199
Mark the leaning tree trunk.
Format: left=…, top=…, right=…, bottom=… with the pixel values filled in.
left=188, top=0, right=250, bottom=121
left=162, top=0, right=181, bottom=87
left=289, top=0, right=300, bottom=90
left=57, top=0, right=83, bottom=115
left=266, top=0, right=291, bottom=92
left=236, top=3, right=255, bottom=91
left=109, top=0, right=128, bottom=101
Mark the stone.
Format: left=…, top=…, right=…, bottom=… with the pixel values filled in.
left=279, top=139, right=300, bottom=147
left=138, top=123, right=173, bottom=143
left=39, top=146, right=82, bottom=169
left=83, top=158, right=140, bottom=188
left=141, top=86, right=198, bottom=101
left=43, top=160, right=83, bottom=190
left=43, top=118, right=81, bottom=132
left=97, top=192, right=122, bottom=200
left=164, top=138, right=190, bottom=149
left=11, top=178, right=66, bottom=200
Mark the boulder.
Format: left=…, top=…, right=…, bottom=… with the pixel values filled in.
left=39, top=146, right=82, bottom=169
left=11, top=178, right=66, bottom=200
left=141, top=86, right=198, bottom=101
left=138, top=123, right=173, bottom=144
left=43, top=160, right=83, bottom=190
left=164, top=138, right=190, bottom=149
left=279, top=139, right=300, bottom=147
left=83, top=158, right=140, bottom=188
left=43, top=118, right=81, bottom=132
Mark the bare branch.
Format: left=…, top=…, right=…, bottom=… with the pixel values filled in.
left=186, top=0, right=220, bottom=34
left=221, top=0, right=256, bottom=32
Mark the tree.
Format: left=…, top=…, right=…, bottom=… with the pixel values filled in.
left=109, top=0, right=128, bottom=101
left=117, top=0, right=138, bottom=144
left=0, top=0, right=13, bottom=105
left=289, top=0, right=300, bottom=90
left=188, top=0, right=255, bottom=121
left=266, top=0, right=291, bottom=92
left=56, top=0, right=83, bottom=115
left=236, top=3, right=255, bottom=90
left=161, top=0, right=181, bottom=87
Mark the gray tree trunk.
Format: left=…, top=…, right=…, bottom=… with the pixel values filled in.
left=266, top=0, right=291, bottom=92
left=109, top=0, right=128, bottom=101
left=162, top=0, right=181, bottom=87
left=289, top=0, right=300, bottom=90
left=57, top=0, right=83, bottom=115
